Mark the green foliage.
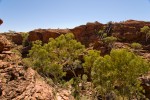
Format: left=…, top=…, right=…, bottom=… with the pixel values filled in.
left=103, top=36, right=117, bottom=44
left=21, top=32, right=29, bottom=46
left=22, top=58, right=33, bottom=68
left=131, top=42, right=142, bottom=50
left=92, top=49, right=149, bottom=99
left=82, top=50, right=100, bottom=80
left=141, top=26, right=150, bottom=33
left=27, top=33, right=85, bottom=83
left=141, top=26, right=150, bottom=42
left=97, top=29, right=107, bottom=39
left=24, top=32, right=150, bottom=99
left=11, top=49, right=22, bottom=57
left=103, top=36, right=117, bottom=48
left=82, top=74, right=88, bottom=82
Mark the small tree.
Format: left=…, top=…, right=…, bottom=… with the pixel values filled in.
left=27, top=33, right=85, bottom=84
left=141, top=26, right=150, bottom=42
left=92, top=49, right=149, bottom=99
left=82, top=50, right=100, bottom=80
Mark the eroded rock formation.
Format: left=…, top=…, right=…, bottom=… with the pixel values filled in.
left=28, top=29, right=71, bottom=43
left=0, top=35, right=74, bottom=100
left=27, top=20, right=150, bottom=48
left=28, top=22, right=103, bottom=47
left=112, top=20, right=150, bottom=43
left=0, top=35, right=12, bottom=52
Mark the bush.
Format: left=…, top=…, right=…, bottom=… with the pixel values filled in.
left=26, top=33, right=85, bottom=83
left=131, top=42, right=142, bottom=49
left=92, top=49, right=149, bottom=99
left=141, top=26, right=150, bottom=42
left=82, top=50, right=100, bottom=80
left=21, top=32, right=29, bottom=46
left=103, top=36, right=117, bottom=44
left=103, top=36, right=117, bottom=48
left=23, top=33, right=150, bottom=99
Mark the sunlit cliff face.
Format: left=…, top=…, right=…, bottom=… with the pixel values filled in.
left=0, top=19, right=3, bottom=25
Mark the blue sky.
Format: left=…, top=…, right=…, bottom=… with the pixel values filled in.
left=0, top=0, right=150, bottom=32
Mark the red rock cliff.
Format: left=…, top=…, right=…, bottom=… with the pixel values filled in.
left=28, top=22, right=104, bottom=47
left=28, top=20, right=150, bottom=48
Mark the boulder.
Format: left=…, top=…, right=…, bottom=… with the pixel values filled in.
left=0, top=35, right=12, bottom=52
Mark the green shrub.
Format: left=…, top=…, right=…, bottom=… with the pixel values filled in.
left=103, top=36, right=117, bottom=44
left=103, top=36, right=117, bottom=48
left=141, top=26, right=150, bottom=42
left=82, top=50, right=100, bottom=80
left=92, top=49, right=149, bottom=99
left=26, top=33, right=85, bottom=83
left=131, top=42, right=142, bottom=49
left=23, top=32, right=150, bottom=99
left=97, top=29, right=107, bottom=39
left=21, top=32, right=29, bottom=46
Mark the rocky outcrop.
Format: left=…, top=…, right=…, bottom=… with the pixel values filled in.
left=28, top=22, right=103, bottom=47
left=0, top=35, right=12, bottom=52
left=71, top=21, right=103, bottom=47
left=0, top=53, right=74, bottom=100
left=27, top=20, right=150, bottom=49
left=0, top=36, right=74, bottom=100
left=1, top=33, right=23, bottom=45
left=28, top=29, right=71, bottom=43
left=0, top=60, right=53, bottom=100
left=0, top=60, right=73, bottom=100
left=2, top=32, right=23, bottom=45
left=11, top=33, right=23, bottom=45
left=112, top=20, right=150, bottom=43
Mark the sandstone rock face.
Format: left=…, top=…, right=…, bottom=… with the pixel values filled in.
left=112, top=20, right=150, bottom=43
left=11, top=33, right=23, bottom=45
left=28, top=29, right=71, bottom=43
left=27, top=20, right=150, bottom=49
left=0, top=59, right=54, bottom=100
left=71, top=22, right=103, bottom=47
left=0, top=54, right=74, bottom=100
left=28, top=22, right=103, bottom=47
left=0, top=33, right=23, bottom=45
left=0, top=35, right=12, bottom=52
left=0, top=35, right=74, bottom=100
